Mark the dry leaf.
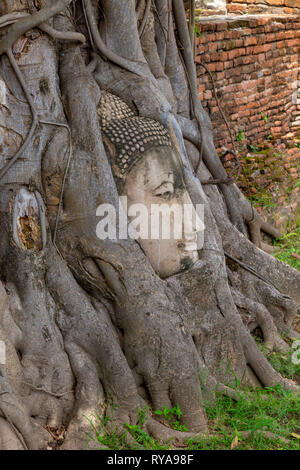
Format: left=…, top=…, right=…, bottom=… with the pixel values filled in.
left=290, top=432, right=300, bottom=440
left=230, top=435, right=239, bottom=450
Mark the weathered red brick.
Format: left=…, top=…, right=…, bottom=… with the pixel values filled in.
left=227, top=4, right=247, bottom=13
left=227, top=48, right=246, bottom=60
left=285, top=0, right=299, bottom=7
left=244, top=36, right=258, bottom=46
left=286, top=39, right=300, bottom=47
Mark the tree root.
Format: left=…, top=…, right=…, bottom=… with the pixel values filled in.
left=139, top=0, right=151, bottom=38
left=239, top=430, right=290, bottom=445
left=0, top=48, right=38, bottom=182
left=0, top=376, right=28, bottom=450
left=0, top=0, right=73, bottom=55
left=22, top=382, right=74, bottom=399
left=39, top=120, right=73, bottom=245
left=83, top=0, right=152, bottom=81
left=0, top=11, right=86, bottom=43
left=0, top=6, right=83, bottom=184
left=145, top=418, right=201, bottom=446
left=38, top=23, right=85, bottom=43
left=0, top=372, right=51, bottom=450
left=232, top=184, right=283, bottom=250
left=231, top=288, right=290, bottom=353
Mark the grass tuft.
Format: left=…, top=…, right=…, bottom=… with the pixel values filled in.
left=271, top=223, right=300, bottom=271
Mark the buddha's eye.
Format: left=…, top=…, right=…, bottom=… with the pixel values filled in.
left=158, top=190, right=172, bottom=200
left=153, top=182, right=174, bottom=200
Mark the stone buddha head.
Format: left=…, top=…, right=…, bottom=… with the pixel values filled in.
left=98, top=92, right=200, bottom=278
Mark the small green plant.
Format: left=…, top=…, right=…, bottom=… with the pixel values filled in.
left=86, top=405, right=169, bottom=450
left=248, top=193, right=276, bottom=209
left=138, top=405, right=150, bottom=426
left=264, top=383, right=292, bottom=399
left=194, top=25, right=202, bottom=38
left=249, top=144, right=259, bottom=153
left=261, top=113, right=268, bottom=122
left=124, top=423, right=167, bottom=450
left=154, top=404, right=188, bottom=432
left=237, top=129, right=245, bottom=142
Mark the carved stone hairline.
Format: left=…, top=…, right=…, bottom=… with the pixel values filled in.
left=98, top=91, right=173, bottom=184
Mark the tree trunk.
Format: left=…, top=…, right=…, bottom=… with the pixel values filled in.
left=0, top=0, right=298, bottom=450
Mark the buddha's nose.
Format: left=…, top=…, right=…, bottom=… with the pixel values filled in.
left=178, top=232, right=198, bottom=251
left=183, top=231, right=198, bottom=242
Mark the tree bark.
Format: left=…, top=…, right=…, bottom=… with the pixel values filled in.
left=0, top=0, right=298, bottom=449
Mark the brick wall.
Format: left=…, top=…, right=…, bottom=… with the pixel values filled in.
left=191, top=0, right=300, bottom=16
left=196, top=16, right=300, bottom=153
left=226, top=0, right=300, bottom=16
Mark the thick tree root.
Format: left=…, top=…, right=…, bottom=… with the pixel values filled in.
left=231, top=289, right=290, bottom=353
left=239, top=430, right=290, bottom=445
left=0, top=0, right=73, bottom=54
left=145, top=418, right=201, bottom=446
left=0, top=0, right=298, bottom=450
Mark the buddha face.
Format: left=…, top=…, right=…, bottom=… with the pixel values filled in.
left=122, top=146, right=200, bottom=278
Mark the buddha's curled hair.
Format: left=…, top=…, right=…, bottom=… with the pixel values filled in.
left=98, top=91, right=172, bottom=186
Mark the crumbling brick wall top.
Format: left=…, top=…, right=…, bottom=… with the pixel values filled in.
left=226, top=0, right=300, bottom=16
left=193, top=0, right=300, bottom=16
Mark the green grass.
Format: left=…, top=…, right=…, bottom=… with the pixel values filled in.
left=85, top=215, right=300, bottom=451
left=255, top=339, right=300, bottom=380
left=237, top=129, right=245, bottom=142
left=187, top=385, right=300, bottom=450
left=248, top=193, right=277, bottom=209
left=86, top=385, right=300, bottom=450
left=154, top=404, right=188, bottom=432
left=85, top=409, right=171, bottom=450
left=86, top=344, right=300, bottom=451
left=271, top=224, right=300, bottom=271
